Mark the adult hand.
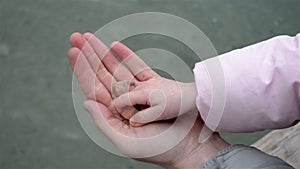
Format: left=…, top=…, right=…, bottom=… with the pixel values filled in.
left=68, top=32, right=228, bottom=168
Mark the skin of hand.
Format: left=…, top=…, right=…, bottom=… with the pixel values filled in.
left=110, top=42, right=198, bottom=127
left=68, top=32, right=229, bottom=169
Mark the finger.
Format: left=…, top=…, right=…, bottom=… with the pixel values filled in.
left=83, top=32, right=93, bottom=39
left=129, top=106, right=165, bottom=127
left=113, top=90, right=149, bottom=113
left=70, top=32, right=85, bottom=48
left=83, top=100, right=127, bottom=144
left=80, top=35, right=116, bottom=92
left=68, top=47, right=112, bottom=107
left=111, top=41, right=158, bottom=81
left=70, top=32, right=116, bottom=92
left=83, top=32, right=134, bottom=81
left=83, top=100, right=165, bottom=157
left=68, top=47, right=80, bottom=71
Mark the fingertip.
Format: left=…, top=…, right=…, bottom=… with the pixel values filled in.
left=129, top=113, right=141, bottom=124
left=83, top=99, right=94, bottom=106
left=70, top=32, right=82, bottom=39
left=68, top=47, right=80, bottom=56
left=83, top=100, right=93, bottom=113
left=68, top=47, right=81, bottom=69
left=83, top=32, right=93, bottom=40
left=69, top=32, right=82, bottom=46
left=68, top=47, right=80, bottom=60
left=111, top=41, right=120, bottom=48
left=129, top=120, right=144, bottom=127
left=67, top=48, right=73, bottom=57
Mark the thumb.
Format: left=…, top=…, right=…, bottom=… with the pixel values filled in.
left=83, top=100, right=124, bottom=141
left=130, top=105, right=165, bottom=127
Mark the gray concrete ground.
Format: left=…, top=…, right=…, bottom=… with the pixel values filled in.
left=0, top=0, right=299, bottom=168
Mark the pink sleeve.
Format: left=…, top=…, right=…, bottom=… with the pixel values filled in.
left=194, top=34, right=300, bottom=132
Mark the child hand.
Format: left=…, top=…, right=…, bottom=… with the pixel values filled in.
left=111, top=42, right=198, bottom=127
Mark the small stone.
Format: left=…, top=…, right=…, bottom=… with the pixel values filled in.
left=120, top=106, right=136, bottom=120
left=112, top=81, right=130, bottom=98
left=112, top=81, right=136, bottom=120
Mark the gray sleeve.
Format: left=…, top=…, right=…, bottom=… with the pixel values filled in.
left=200, top=145, right=294, bottom=169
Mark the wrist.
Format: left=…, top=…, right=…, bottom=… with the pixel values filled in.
left=168, top=133, right=229, bottom=169
left=180, top=82, right=198, bottom=114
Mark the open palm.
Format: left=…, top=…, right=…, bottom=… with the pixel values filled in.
left=67, top=32, right=218, bottom=167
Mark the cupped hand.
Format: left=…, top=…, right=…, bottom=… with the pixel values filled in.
left=67, top=32, right=228, bottom=168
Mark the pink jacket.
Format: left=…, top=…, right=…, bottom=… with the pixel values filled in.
left=194, top=34, right=300, bottom=132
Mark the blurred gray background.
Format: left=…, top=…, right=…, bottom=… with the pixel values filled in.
left=1, top=0, right=299, bottom=168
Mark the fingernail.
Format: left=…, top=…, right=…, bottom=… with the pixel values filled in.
left=129, top=120, right=143, bottom=127
left=131, top=122, right=143, bottom=127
